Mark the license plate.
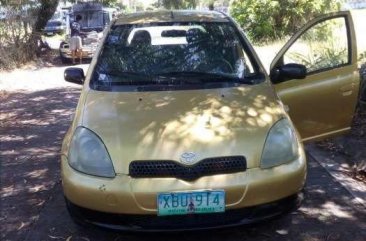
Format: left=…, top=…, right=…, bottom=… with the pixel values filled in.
left=157, top=190, right=225, bottom=216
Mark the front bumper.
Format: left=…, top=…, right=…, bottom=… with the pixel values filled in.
left=60, top=44, right=96, bottom=59
left=65, top=192, right=303, bottom=231
left=61, top=147, right=306, bottom=215
left=44, top=28, right=64, bottom=35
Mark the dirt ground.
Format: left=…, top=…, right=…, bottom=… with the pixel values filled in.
left=1, top=52, right=365, bottom=241
left=317, top=109, right=366, bottom=183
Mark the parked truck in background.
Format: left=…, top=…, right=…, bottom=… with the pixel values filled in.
left=59, top=2, right=116, bottom=63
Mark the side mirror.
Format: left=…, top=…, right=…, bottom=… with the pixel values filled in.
left=271, top=63, right=307, bottom=84
left=64, top=67, right=84, bottom=85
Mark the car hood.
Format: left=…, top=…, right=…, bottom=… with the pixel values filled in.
left=81, top=83, right=284, bottom=174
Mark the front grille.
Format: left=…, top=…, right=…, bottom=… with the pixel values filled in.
left=129, top=156, right=246, bottom=180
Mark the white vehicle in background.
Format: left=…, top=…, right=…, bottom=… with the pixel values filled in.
left=44, top=19, right=67, bottom=35
left=59, top=2, right=116, bottom=63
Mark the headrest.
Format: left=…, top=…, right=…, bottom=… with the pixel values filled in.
left=130, top=30, right=151, bottom=46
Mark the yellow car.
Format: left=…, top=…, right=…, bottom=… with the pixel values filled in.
left=61, top=10, right=359, bottom=231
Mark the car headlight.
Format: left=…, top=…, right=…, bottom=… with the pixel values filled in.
left=68, top=127, right=115, bottom=178
left=261, top=118, right=299, bottom=169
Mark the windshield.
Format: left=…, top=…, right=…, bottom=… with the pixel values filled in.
left=47, top=21, right=62, bottom=27
left=76, top=10, right=104, bottom=29
left=91, top=22, right=259, bottom=90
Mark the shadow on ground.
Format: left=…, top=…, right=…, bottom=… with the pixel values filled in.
left=13, top=49, right=93, bottom=72
left=317, top=108, right=366, bottom=182
left=34, top=49, right=92, bottom=70
left=0, top=87, right=81, bottom=241
left=24, top=156, right=366, bottom=241
left=1, top=87, right=365, bottom=241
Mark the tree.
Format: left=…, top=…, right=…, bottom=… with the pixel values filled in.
left=33, top=0, right=59, bottom=33
left=155, top=0, right=198, bottom=9
left=94, top=0, right=119, bottom=7
left=230, top=0, right=342, bottom=43
left=0, top=0, right=59, bottom=69
left=201, top=0, right=231, bottom=7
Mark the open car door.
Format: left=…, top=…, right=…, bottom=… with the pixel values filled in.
left=270, top=11, right=359, bottom=142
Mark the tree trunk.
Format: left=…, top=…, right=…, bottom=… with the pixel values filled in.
left=33, top=0, right=59, bottom=33
left=30, top=0, right=59, bottom=56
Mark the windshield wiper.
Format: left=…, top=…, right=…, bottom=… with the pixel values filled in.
left=103, top=70, right=150, bottom=78
left=97, top=71, right=153, bottom=85
left=153, top=71, right=250, bottom=84
left=95, top=70, right=257, bottom=87
left=96, top=70, right=190, bottom=86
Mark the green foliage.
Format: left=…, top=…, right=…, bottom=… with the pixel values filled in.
left=99, top=0, right=118, bottom=7
left=285, top=17, right=348, bottom=73
left=155, top=0, right=198, bottom=9
left=288, top=46, right=347, bottom=73
left=201, top=0, right=231, bottom=7
left=33, top=0, right=59, bottom=32
left=0, top=0, right=59, bottom=69
left=230, top=0, right=343, bottom=43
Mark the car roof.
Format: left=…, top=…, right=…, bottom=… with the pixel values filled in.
left=115, top=10, right=229, bottom=25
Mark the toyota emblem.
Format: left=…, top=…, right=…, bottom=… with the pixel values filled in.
left=180, top=152, right=198, bottom=165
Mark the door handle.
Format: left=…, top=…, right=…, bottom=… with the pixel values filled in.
left=339, top=84, right=355, bottom=92
left=339, top=84, right=355, bottom=96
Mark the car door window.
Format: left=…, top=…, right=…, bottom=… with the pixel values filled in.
left=270, top=12, right=358, bottom=141
left=284, top=17, right=349, bottom=73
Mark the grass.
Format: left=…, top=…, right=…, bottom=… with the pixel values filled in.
left=253, top=41, right=286, bottom=73
left=253, top=8, right=366, bottom=72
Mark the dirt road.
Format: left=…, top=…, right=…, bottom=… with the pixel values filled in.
left=1, top=64, right=365, bottom=241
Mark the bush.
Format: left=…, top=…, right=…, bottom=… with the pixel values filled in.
left=0, top=12, right=36, bottom=70
left=230, top=0, right=342, bottom=43
left=0, top=0, right=58, bottom=70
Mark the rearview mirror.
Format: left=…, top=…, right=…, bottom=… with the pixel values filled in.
left=64, top=68, right=84, bottom=85
left=161, top=30, right=186, bottom=37
left=270, top=63, right=307, bottom=84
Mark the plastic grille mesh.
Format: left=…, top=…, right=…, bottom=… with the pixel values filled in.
left=129, top=156, right=246, bottom=180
